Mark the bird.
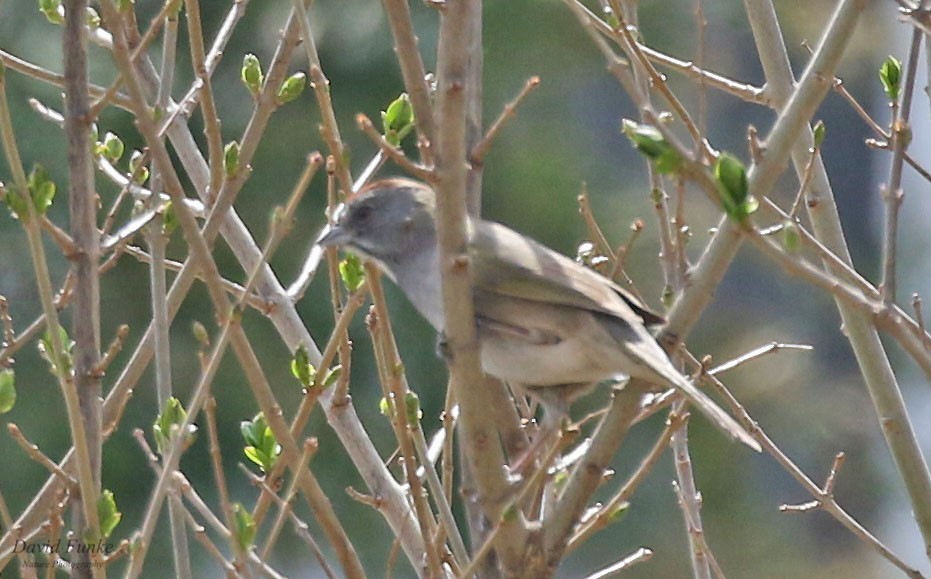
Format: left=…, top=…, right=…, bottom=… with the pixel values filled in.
left=317, top=178, right=760, bottom=452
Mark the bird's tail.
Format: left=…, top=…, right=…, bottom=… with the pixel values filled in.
left=650, top=361, right=761, bottom=452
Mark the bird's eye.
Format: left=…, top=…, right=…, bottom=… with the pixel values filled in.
left=352, top=204, right=374, bottom=225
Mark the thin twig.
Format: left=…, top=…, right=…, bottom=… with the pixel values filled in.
left=7, top=424, right=78, bottom=487
left=470, top=76, right=540, bottom=164
left=584, top=547, right=654, bottom=579
left=93, top=324, right=129, bottom=376
left=355, top=113, right=434, bottom=181
left=708, top=342, right=813, bottom=376
left=568, top=412, right=684, bottom=551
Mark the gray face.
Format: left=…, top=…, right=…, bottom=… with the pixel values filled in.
left=327, top=182, right=436, bottom=274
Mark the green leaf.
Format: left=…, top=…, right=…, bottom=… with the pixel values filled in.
left=0, top=369, right=15, bottom=414
left=290, top=345, right=316, bottom=387
left=224, top=140, right=241, bottom=178
left=153, top=397, right=197, bottom=455
left=338, top=253, right=365, bottom=292
left=621, top=119, right=682, bottom=174
left=714, top=152, right=757, bottom=222
left=879, top=56, right=902, bottom=102
left=381, top=93, right=415, bottom=147
left=97, top=490, right=122, bottom=539
left=241, top=54, right=264, bottom=96
left=321, top=365, right=342, bottom=389
left=276, top=72, right=306, bottom=104
left=232, top=504, right=256, bottom=552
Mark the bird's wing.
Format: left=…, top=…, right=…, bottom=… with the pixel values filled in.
left=470, top=221, right=760, bottom=451
left=469, top=220, right=664, bottom=326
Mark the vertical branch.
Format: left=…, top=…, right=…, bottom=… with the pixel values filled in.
left=880, top=30, right=921, bottom=304
left=742, top=0, right=931, bottom=561
left=670, top=424, right=712, bottom=579
left=434, top=0, right=526, bottom=570
left=464, top=3, right=484, bottom=214
left=63, top=1, right=102, bottom=576
left=147, top=3, right=192, bottom=576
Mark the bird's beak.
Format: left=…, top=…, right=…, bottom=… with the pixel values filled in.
left=316, top=223, right=349, bottom=248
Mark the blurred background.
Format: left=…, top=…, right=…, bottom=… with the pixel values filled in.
left=1, top=0, right=928, bottom=577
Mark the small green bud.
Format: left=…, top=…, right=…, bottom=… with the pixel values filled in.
left=232, top=504, right=256, bottom=552
left=276, top=72, right=306, bottom=104
left=714, top=152, right=757, bottom=222
left=38, top=325, right=73, bottom=377
left=661, top=285, right=674, bottom=309
left=338, top=254, right=365, bottom=292
left=602, top=4, right=620, bottom=28
left=129, top=150, right=149, bottom=184
left=879, top=56, right=902, bottom=102
left=223, top=140, right=241, bottom=177
left=0, top=369, right=16, bottom=414
left=116, top=0, right=134, bottom=11
left=161, top=201, right=178, bottom=236
left=191, top=321, right=210, bottom=347
left=812, top=120, right=826, bottom=149
left=167, top=0, right=183, bottom=18
left=85, top=6, right=101, bottom=28
left=5, top=188, right=30, bottom=222
left=28, top=164, right=56, bottom=216
left=153, top=397, right=198, bottom=455
left=621, top=119, right=682, bottom=174
left=39, top=0, right=63, bottom=24
left=241, top=54, right=264, bottom=96
left=97, top=490, right=122, bottom=539
left=241, top=412, right=280, bottom=473
left=607, top=501, right=630, bottom=523
left=381, top=93, right=415, bottom=147
left=102, top=132, right=125, bottom=163
left=290, top=345, right=316, bottom=387
left=782, top=220, right=801, bottom=253
left=403, top=391, right=422, bottom=425
left=378, top=392, right=422, bottom=425
left=501, top=504, right=519, bottom=523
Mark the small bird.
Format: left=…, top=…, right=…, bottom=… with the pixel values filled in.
left=317, top=178, right=759, bottom=452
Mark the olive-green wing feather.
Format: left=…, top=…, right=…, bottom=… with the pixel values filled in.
left=469, top=220, right=664, bottom=326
